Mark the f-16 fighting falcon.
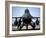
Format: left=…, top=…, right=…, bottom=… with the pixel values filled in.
left=20, top=8, right=35, bottom=30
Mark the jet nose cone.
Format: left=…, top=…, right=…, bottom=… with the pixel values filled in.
left=25, top=9, right=29, bottom=13
left=22, top=8, right=32, bottom=18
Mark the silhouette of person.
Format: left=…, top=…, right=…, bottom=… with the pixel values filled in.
left=14, top=18, right=18, bottom=26
left=32, top=22, right=35, bottom=29
left=17, top=18, right=22, bottom=30
left=36, top=18, right=39, bottom=25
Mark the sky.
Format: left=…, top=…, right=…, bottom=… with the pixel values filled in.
left=12, top=7, right=40, bottom=17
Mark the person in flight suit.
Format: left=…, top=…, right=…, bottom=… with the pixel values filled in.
left=36, top=18, right=39, bottom=25
left=17, top=18, right=22, bottom=30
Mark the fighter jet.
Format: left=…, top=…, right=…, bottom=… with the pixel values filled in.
left=20, top=8, right=35, bottom=30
